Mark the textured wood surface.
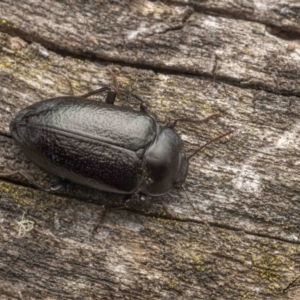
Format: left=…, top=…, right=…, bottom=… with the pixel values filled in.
left=0, top=1, right=300, bottom=299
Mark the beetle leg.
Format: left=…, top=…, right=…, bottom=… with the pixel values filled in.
left=119, top=88, right=149, bottom=114
left=49, top=178, right=68, bottom=192
left=80, top=86, right=113, bottom=98
left=106, top=66, right=120, bottom=93
left=160, top=201, right=176, bottom=219
left=123, top=193, right=146, bottom=203
left=63, top=75, right=75, bottom=96
left=139, top=102, right=148, bottom=114
left=81, top=86, right=117, bottom=104
left=0, top=169, right=51, bottom=192
left=166, top=113, right=221, bottom=129
left=105, top=89, right=117, bottom=105
left=123, top=194, right=132, bottom=203
left=93, top=205, right=107, bottom=233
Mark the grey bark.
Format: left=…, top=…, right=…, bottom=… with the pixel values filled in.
left=0, top=1, right=299, bottom=299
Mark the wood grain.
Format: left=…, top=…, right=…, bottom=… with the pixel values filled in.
left=0, top=1, right=300, bottom=299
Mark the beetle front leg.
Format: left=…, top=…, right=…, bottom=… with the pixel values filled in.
left=80, top=86, right=117, bottom=105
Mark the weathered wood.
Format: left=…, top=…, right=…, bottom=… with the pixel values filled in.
left=0, top=0, right=300, bottom=299
left=1, top=0, right=300, bottom=96
left=171, top=0, right=300, bottom=33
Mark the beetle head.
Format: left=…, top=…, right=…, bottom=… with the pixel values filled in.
left=141, top=126, right=188, bottom=196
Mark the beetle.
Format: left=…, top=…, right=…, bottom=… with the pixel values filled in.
left=1, top=85, right=232, bottom=217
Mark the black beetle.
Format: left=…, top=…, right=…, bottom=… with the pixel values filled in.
left=2, top=86, right=232, bottom=213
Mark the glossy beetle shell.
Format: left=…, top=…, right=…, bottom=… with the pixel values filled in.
left=10, top=95, right=189, bottom=196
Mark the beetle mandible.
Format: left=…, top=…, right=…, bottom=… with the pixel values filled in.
left=1, top=85, right=232, bottom=216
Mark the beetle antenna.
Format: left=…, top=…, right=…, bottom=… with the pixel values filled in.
left=188, top=130, right=234, bottom=160
left=181, top=184, right=208, bottom=225
left=106, top=66, right=120, bottom=93
left=167, top=113, right=221, bottom=129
